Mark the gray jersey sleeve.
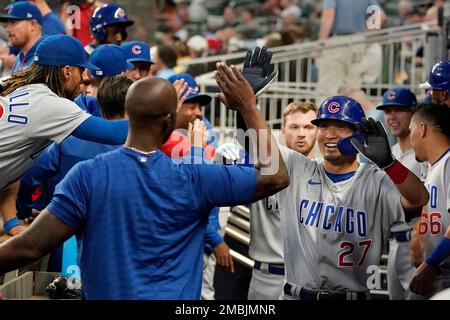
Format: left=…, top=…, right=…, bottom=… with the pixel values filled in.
left=27, top=95, right=90, bottom=143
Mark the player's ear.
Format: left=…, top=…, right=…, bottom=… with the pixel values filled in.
left=419, top=122, right=426, bottom=138
left=161, top=112, right=175, bottom=144
left=61, top=66, right=72, bottom=80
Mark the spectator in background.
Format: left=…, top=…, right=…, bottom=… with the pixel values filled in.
left=188, top=0, right=209, bottom=23
left=222, top=6, right=238, bottom=28
left=405, top=5, right=427, bottom=25
left=0, top=1, right=46, bottom=73
left=150, top=44, right=178, bottom=79
left=316, top=0, right=386, bottom=99
left=398, top=0, right=412, bottom=24
left=122, top=40, right=154, bottom=81
left=425, top=0, right=445, bottom=23
left=236, top=7, right=260, bottom=40
left=24, top=0, right=66, bottom=35
left=277, top=0, right=302, bottom=29
left=168, top=14, right=188, bottom=42
left=260, top=0, right=281, bottom=19
left=172, top=40, right=190, bottom=73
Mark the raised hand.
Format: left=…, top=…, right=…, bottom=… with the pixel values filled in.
left=172, top=79, right=191, bottom=113
left=187, top=119, right=208, bottom=149
left=351, top=118, right=395, bottom=169
left=242, top=47, right=278, bottom=96
left=215, top=62, right=256, bottom=112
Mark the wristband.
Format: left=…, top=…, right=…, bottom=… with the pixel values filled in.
left=384, top=160, right=408, bottom=185
left=426, top=237, right=450, bottom=268
left=3, top=217, right=20, bottom=234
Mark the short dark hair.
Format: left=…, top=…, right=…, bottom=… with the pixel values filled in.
left=412, top=103, right=450, bottom=139
left=156, top=45, right=178, bottom=69
left=97, top=76, right=134, bottom=119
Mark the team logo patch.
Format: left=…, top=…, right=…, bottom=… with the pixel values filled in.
left=327, top=101, right=340, bottom=113
left=387, top=91, right=396, bottom=100
left=132, top=45, right=142, bottom=55
left=114, top=8, right=126, bottom=19
left=0, top=104, right=4, bottom=120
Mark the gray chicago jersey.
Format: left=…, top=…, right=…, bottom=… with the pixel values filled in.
left=277, top=146, right=405, bottom=292
left=421, top=149, right=450, bottom=273
left=249, top=196, right=284, bottom=264
left=0, top=84, right=90, bottom=189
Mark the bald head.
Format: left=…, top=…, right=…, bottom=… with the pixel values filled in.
left=125, top=77, right=178, bottom=123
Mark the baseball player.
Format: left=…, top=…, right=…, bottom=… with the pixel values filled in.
left=420, top=61, right=450, bottom=107
left=0, top=74, right=289, bottom=299
left=74, top=43, right=134, bottom=117
left=376, top=87, right=428, bottom=300
left=218, top=58, right=429, bottom=298
left=0, top=35, right=141, bottom=236
left=408, top=103, right=450, bottom=297
left=16, top=75, right=133, bottom=272
left=0, top=1, right=46, bottom=73
left=85, top=3, right=134, bottom=54
left=247, top=101, right=318, bottom=300
left=121, top=40, right=154, bottom=81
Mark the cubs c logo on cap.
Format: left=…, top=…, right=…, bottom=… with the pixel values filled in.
left=132, top=45, right=142, bottom=55
left=387, top=91, right=396, bottom=100
left=328, top=101, right=340, bottom=113
left=0, top=104, right=4, bottom=120
left=114, top=8, right=125, bottom=19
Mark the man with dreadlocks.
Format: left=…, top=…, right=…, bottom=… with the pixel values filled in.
left=0, top=35, right=169, bottom=236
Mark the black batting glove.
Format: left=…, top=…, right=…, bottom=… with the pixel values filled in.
left=242, top=47, right=278, bottom=96
left=351, top=118, right=395, bottom=169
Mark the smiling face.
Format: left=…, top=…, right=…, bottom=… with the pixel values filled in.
left=383, top=106, right=413, bottom=139
left=316, top=119, right=356, bottom=162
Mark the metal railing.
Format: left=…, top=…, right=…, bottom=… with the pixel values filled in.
left=190, top=22, right=441, bottom=145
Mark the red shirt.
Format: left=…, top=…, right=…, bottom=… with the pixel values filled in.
left=71, top=3, right=93, bottom=46
left=161, top=131, right=215, bottom=160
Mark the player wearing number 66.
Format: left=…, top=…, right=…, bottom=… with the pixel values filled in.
left=408, top=103, right=450, bottom=298
left=269, top=96, right=429, bottom=300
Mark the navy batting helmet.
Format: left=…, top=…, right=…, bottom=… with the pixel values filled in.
left=420, top=61, right=450, bottom=93
left=90, top=3, right=134, bottom=42
left=311, top=96, right=366, bottom=156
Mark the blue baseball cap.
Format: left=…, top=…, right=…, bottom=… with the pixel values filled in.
left=376, top=87, right=417, bottom=110
left=34, top=35, right=99, bottom=71
left=121, top=41, right=153, bottom=64
left=88, top=44, right=134, bottom=78
left=0, top=2, right=42, bottom=25
left=168, top=73, right=212, bottom=106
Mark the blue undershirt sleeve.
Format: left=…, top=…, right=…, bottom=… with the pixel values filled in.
left=71, top=117, right=128, bottom=145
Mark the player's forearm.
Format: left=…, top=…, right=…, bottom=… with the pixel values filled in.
left=396, top=171, right=429, bottom=211
left=383, top=161, right=429, bottom=211
left=240, top=108, right=286, bottom=175
left=0, top=238, right=42, bottom=274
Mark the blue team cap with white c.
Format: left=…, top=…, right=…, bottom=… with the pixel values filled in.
left=34, top=35, right=100, bottom=71
left=121, top=41, right=153, bottom=64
